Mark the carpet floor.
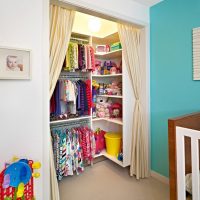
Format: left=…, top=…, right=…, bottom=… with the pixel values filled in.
left=59, top=160, right=169, bottom=200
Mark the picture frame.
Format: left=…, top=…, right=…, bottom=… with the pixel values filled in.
left=0, top=46, right=31, bottom=80
left=193, top=27, right=200, bottom=80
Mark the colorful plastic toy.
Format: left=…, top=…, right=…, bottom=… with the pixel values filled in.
left=117, top=153, right=123, bottom=161
left=0, top=157, right=41, bottom=200
left=4, top=159, right=32, bottom=187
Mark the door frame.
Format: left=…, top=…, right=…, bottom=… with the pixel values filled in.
left=42, top=1, right=151, bottom=199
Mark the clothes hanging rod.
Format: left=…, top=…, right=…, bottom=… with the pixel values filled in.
left=59, top=75, right=89, bottom=78
left=51, top=124, right=91, bottom=130
left=50, top=117, right=90, bottom=124
left=50, top=116, right=91, bottom=125
left=59, top=75, right=89, bottom=77
left=50, top=120, right=91, bottom=129
left=60, top=72, right=90, bottom=76
left=59, top=76, right=89, bottom=79
left=59, top=74, right=90, bottom=78
left=70, top=37, right=89, bottom=42
left=61, top=69, right=90, bottom=73
left=60, top=74, right=91, bottom=76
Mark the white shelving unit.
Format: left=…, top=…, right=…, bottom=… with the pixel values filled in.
left=92, top=117, right=123, bottom=125
left=50, top=32, right=133, bottom=168
left=94, top=150, right=104, bottom=158
left=92, top=73, right=122, bottom=78
left=94, top=49, right=122, bottom=59
left=94, top=149, right=123, bottom=167
left=92, top=32, right=133, bottom=168
left=96, top=94, right=123, bottom=99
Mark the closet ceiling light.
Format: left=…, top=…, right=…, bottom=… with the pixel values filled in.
left=88, top=17, right=101, bottom=33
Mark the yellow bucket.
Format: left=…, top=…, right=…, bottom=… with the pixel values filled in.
left=104, top=132, right=122, bottom=156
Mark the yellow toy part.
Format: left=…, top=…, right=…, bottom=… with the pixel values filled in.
left=12, top=156, right=19, bottom=162
left=17, top=182, right=25, bottom=198
left=92, top=80, right=99, bottom=89
left=32, top=172, right=40, bottom=178
left=32, top=162, right=41, bottom=169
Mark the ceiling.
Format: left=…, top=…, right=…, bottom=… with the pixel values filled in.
left=130, top=0, right=162, bottom=6
left=72, top=12, right=118, bottom=38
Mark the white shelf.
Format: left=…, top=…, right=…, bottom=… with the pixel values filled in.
left=94, top=151, right=104, bottom=158
left=92, top=118, right=123, bottom=125
left=50, top=116, right=91, bottom=125
left=92, top=73, right=122, bottom=78
left=94, top=49, right=122, bottom=59
left=106, top=118, right=123, bottom=125
left=97, top=94, right=123, bottom=99
left=92, top=118, right=104, bottom=122
left=94, top=150, right=124, bottom=167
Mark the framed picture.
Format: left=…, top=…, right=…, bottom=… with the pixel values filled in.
left=0, top=47, right=31, bottom=79
left=193, top=27, right=200, bottom=80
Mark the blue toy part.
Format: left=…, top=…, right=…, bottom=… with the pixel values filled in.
left=117, top=153, right=123, bottom=161
left=4, top=161, right=32, bottom=187
left=19, top=159, right=29, bottom=164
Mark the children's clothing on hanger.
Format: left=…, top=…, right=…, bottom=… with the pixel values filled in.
left=51, top=125, right=95, bottom=180
left=50, top=79, right=92, bottom=120
left=64, top=42, right=95, bottom=72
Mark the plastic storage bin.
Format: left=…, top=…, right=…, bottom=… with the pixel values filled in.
left=104, top=132, right=122, bottom=156
left=110, top=42, right=122, bottom=51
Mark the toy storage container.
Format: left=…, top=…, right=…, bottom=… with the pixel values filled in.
left=110, top=42, right=122, bottom=51
left=104, top=132, right=122, bottom=156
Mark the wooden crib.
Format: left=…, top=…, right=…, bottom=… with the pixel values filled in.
left=168, top=112, right=200, bottom=200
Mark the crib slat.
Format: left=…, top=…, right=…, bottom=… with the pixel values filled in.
left=176, top=129, right=186, bottom=200
left=191, top=138, right=200, bottom=200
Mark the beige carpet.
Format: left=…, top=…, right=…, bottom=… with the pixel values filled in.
left=59, top=160, right=169, bottom=200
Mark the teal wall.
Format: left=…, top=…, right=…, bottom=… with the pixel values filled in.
left=150, top=0, right=200, bottom=177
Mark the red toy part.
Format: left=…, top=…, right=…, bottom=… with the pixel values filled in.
left=0, top=160, right=34, bottom=200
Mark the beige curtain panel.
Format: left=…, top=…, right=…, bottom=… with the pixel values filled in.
left=50, top=141, right=60, bottom=200
left=49, top=5, right=75, bottom=200
left=50, top=4, right=75, bottom=98
left=118, top=24, right=149, bottom=179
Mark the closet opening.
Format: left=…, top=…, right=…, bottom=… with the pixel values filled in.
left=49, top=1, right=149, bottom=199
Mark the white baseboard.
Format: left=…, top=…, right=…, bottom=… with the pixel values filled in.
left=151, top=170, right=169, bottom=185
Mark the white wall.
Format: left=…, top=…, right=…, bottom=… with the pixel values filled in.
left=60, top=0, right=150, bottom=25
left=0, top=0, right=49, bottom=199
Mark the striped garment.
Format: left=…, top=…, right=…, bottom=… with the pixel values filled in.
left=51, top=126, right=95, bottom=180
